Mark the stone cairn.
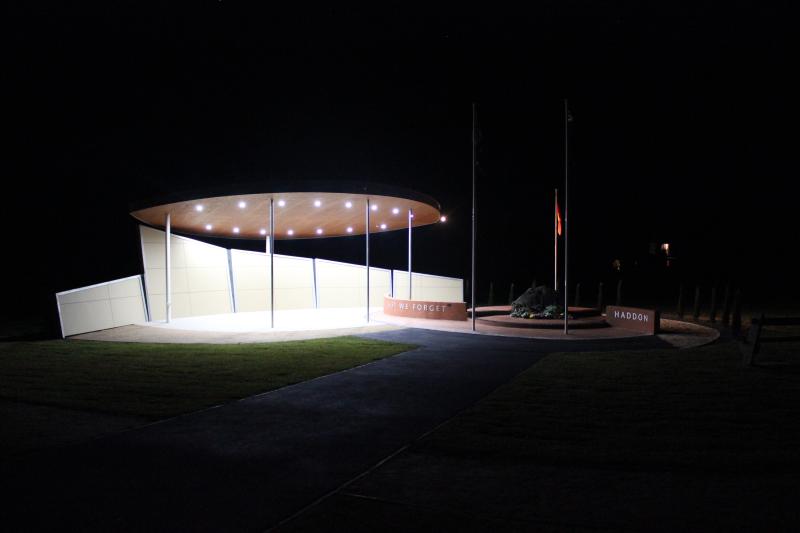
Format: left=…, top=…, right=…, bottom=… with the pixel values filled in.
left=510, top=283, right=562, bottom=319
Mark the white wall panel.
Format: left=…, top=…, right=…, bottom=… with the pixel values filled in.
left=230, top=250, right=315, bottom=311
left=369, top=267, right=391, bottom=308
left=315, top=259, right=391, bottom=308
left=140, top=226, right=232, bottom=320
left=57, top=276, right=147, bottom=337
left=393, top=271, right=463, bottom=303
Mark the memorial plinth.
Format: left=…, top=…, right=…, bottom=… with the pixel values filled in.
left=383, top=296, right=467, bottom=321
left=605, top=305, right=660, bottom=334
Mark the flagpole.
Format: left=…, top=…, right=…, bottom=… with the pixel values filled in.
left=471, top=102, right=477, bottom=332
left=563, top=99, right=569, bottom=334
left=554, top=188, right=558, bottom=292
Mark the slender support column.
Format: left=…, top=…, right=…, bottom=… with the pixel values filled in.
left=366, top=198, right=370, bottom=322
left=563, top=99, right=570, bottom=334
left=165, top=212, right=171, bottom=323
left=270, top=198, right=275, bottom=329
left=408, top=208, right=413, bottom=300
left=471, top=102, right=477, bottom=331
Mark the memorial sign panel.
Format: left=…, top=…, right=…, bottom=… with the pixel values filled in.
left=384, top=296, right=467, bottom=321
left=605, top=305, right=660, bottom=334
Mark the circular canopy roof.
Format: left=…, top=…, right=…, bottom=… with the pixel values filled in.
left=130, top=183, right=443, bottom=240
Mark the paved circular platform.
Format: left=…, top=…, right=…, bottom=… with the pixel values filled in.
left=471, top=305, right=600, bottom=319
left=477, top=314, right=608, bottom=329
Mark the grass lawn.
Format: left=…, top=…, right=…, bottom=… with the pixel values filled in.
left=419, top=338, right=800, bottom=471
left=284, top=338, right=800, bottom=531
left=0, top=336, right=415, bottom=420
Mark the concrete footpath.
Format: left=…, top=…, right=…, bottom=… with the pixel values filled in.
left=2, top=329, right=669, bottom=532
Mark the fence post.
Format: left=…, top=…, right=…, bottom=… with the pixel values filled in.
left=721, top=283, right=732, bottom=326
left=677, top=284, right=685, bottom=319
left=741, top=313, right=764, bottom=367
left=616, top=279, right=623, bottom=306
left=692, top=285, right=701, bottom=321
left=508, top=283, right=515, bottom=305
left=597, top=282, right=604, bottom=312
left=731, top=290, right=743, bottom=337
left=709, top=286, right=718, bottom=323
left=574, top=282, right=581, bottom=307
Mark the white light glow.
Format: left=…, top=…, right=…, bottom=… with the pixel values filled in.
left=440, top=215, right=447, bottom=222
left=260, top=228, right=267, bottom=236
left=287, top=229, right=294, bottom=236
left=195, top=205, right=204, bottom=212
left=278, top=199, right=286, bottom=207
left=346, top=226, right=353, bottom=233
left=392, top=207, right=399, bottom=214
left=380, top=223, right=387, bottom=230
left=371, top=204, right=378, bottom=211
left=314, top=200, right=321, bottom=207
left=316, top=228, right=323, bottom=235
left=205, top=224, right=212, bottom=230
left=238, top=200, right=247, bottom=209
left=345, top=201, right=352, bottom=208
left=233, top=227, right=240, bottom=234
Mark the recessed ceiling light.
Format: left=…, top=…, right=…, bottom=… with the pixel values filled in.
left=259, top=228, right=267, bottom=235
left=278, top=199, right=286, bottom=207
left=380, top=223, right=387, bottom=230
left=195, top=205, right=204, bottom=212
left=205, top=224, right=212, bottom=230
left=392, top=207, right=399, bottom=214
left=346, top=226, right=353, bottom=233
left=233, top=227, right=240, bottom=234
left=287, top=229, right=294, bottom=236
left=238, top=201, right=247, bottom=209
left=371, top=204, right=378, bottom=211
left=345, top=201, right=352, bottom=208
left=314, top=200, right=321, bottom=207
left=316, top=228, right=323, bottom=235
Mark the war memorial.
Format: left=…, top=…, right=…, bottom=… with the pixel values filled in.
left=56, top=181, right=663, bottom=342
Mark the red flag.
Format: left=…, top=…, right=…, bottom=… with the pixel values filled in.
left=556, top=201, right=562, bottom=236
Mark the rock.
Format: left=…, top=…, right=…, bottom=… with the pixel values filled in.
left=511, top=284, right=557, bottom=316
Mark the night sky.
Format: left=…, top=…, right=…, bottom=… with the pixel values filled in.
left=5, top=3, right=795, bottom=325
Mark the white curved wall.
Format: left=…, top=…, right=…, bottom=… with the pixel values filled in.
left=55, top=226, right=464, bottom=336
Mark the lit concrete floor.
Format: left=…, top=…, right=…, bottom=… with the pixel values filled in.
left=73, top=308, right=718, bottom=349
left=73, top=308, right=401, bottom=343
left=151, top=308, right=371, bottom=332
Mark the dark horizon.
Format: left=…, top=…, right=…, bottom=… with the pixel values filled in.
left=5, top=3, right=795, bottom=325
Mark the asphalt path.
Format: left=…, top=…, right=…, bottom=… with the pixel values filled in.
left=3, top=328, right=670, bottom=532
